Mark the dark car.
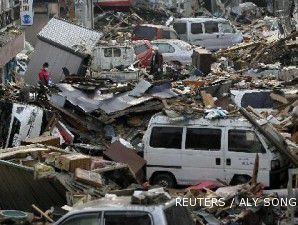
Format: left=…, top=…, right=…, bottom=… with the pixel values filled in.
left=132, top=24, right=179, bottom=41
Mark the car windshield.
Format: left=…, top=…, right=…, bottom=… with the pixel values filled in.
left=164, top=205, right=195, bottom=225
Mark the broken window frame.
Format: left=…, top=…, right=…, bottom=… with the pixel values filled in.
left=228, top=129, right=266, bottom=154
left=149, top=126, right=183, bottom=149
left=185, top=128, right=222, bottom=151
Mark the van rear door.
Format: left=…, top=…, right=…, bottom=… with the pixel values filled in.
left=181, top=127, right=225, bottom=185
left=224, top=128, right=271, bottom=186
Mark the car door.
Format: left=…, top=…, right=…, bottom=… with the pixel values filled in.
left=103, top=211, right=152, bottom=225
left=145, top=126, right=183, bottom=180
left=223, top=128, right=271, bottom=186
left=200, top=21, right=221, bottom=50
left=181, top=127, right=225, bottom=185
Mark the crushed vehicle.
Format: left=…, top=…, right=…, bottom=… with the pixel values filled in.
left=143, top=113, right=287, bottom=188
left=55, top=193, right=195, bottom=225
left=132, top=24, right=179, bottom=41
left=151, top=39, right=193, bottom=65
left=0, top=102, right=48, bottom=148
left=133, top=40, right=154, bottom=68
left=172, top=17, right=243, bottom=50
left=91, top=44, right=137, bottom=71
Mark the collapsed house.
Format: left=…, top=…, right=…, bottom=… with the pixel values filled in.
left=25, top=18, right=103, bottom=84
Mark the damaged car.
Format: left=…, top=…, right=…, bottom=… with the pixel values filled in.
left=173, top=18, right=243, bottom=50
left=152, top=39, right=193, bottom=65
left=132, top=24, right=179, bottom=41
left=143, top=114, right=287, bottom=188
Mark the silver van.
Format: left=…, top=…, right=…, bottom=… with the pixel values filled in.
left=143, top=114, right=287, bottom=188
left=173, top=18, right=243, bottom=50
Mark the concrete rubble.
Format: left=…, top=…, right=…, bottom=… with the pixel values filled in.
left=0, top=0, right=297, bottom=224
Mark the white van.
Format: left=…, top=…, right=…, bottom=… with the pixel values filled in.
left=143, top=114, right=287, bottom=188
left=172, top=18, right=243, bottom=50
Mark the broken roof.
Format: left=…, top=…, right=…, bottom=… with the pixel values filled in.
left=37, top=18, right=103, bottom=55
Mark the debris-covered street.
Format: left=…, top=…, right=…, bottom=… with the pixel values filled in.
left=0, top=0, right=297, bottom=224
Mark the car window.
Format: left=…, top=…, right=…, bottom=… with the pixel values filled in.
left=241, top=92, right=274, bottom=109
left=204, top=21, right=219, bottom=33
left=60, top=213, right=100, bottom=225
left=104, top=48, right=113, bottom=57
left=219, top=22, right=235, bottom=33
left=173, top=23, right=187, bottom=34
left=191, top=23, right=203, bottom=34
left=228, top=130, right=266, bottom=153
left=154, top=43, right=175, bottom=53
left=113, top=48, right=121, bottom=57
left=104, top=211, right=152, bottom=225
left=150, top=127, right=183, bottom=149
left=134, top=44, right=149, bottom=55
left=186, top=128, right=221, bottom=150
left=134, top=26, right=157, bottom=40
left=164, top=205, right=195, bottom=225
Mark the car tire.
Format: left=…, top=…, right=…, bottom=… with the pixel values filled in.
left=152, top=173, right=176, bottom=188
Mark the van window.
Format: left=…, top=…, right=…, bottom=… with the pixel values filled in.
left=191, top=23, right=203, bottom=34
left=228, top=130, right=266, bottom=153
left=134, top=26, right=157, bottom=40
left=104, top=48, right=113, bottom=57
left=60, top=213, right=100, bottom=225
left=204, top=21, right=219, bottom=33
left=164, top=205, right=195, bottom=225
left=154, top=43, right=175, bottom=53
left=174, top=23, right=187, bottom=34
left=104, top=48, right=121, bottom=57
left=104, top=211, right=152, bottom=225
left=220, top=22, right=235, bottom=33
left=186, top=128, right=221, bottom=150
left=150, top=127, right=183, bottom=149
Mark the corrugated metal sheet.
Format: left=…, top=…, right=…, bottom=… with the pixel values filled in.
left=25, top=40, right=83, bottom=85
left=38, top=18, right=102, bottom=54
left=0, top=160, right=66, bottom=211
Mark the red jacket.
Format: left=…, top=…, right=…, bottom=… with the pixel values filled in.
left=38, top=68, right=49, bottom=85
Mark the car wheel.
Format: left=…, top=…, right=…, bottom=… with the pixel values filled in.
left=152, top=173, right=176, bottom=188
